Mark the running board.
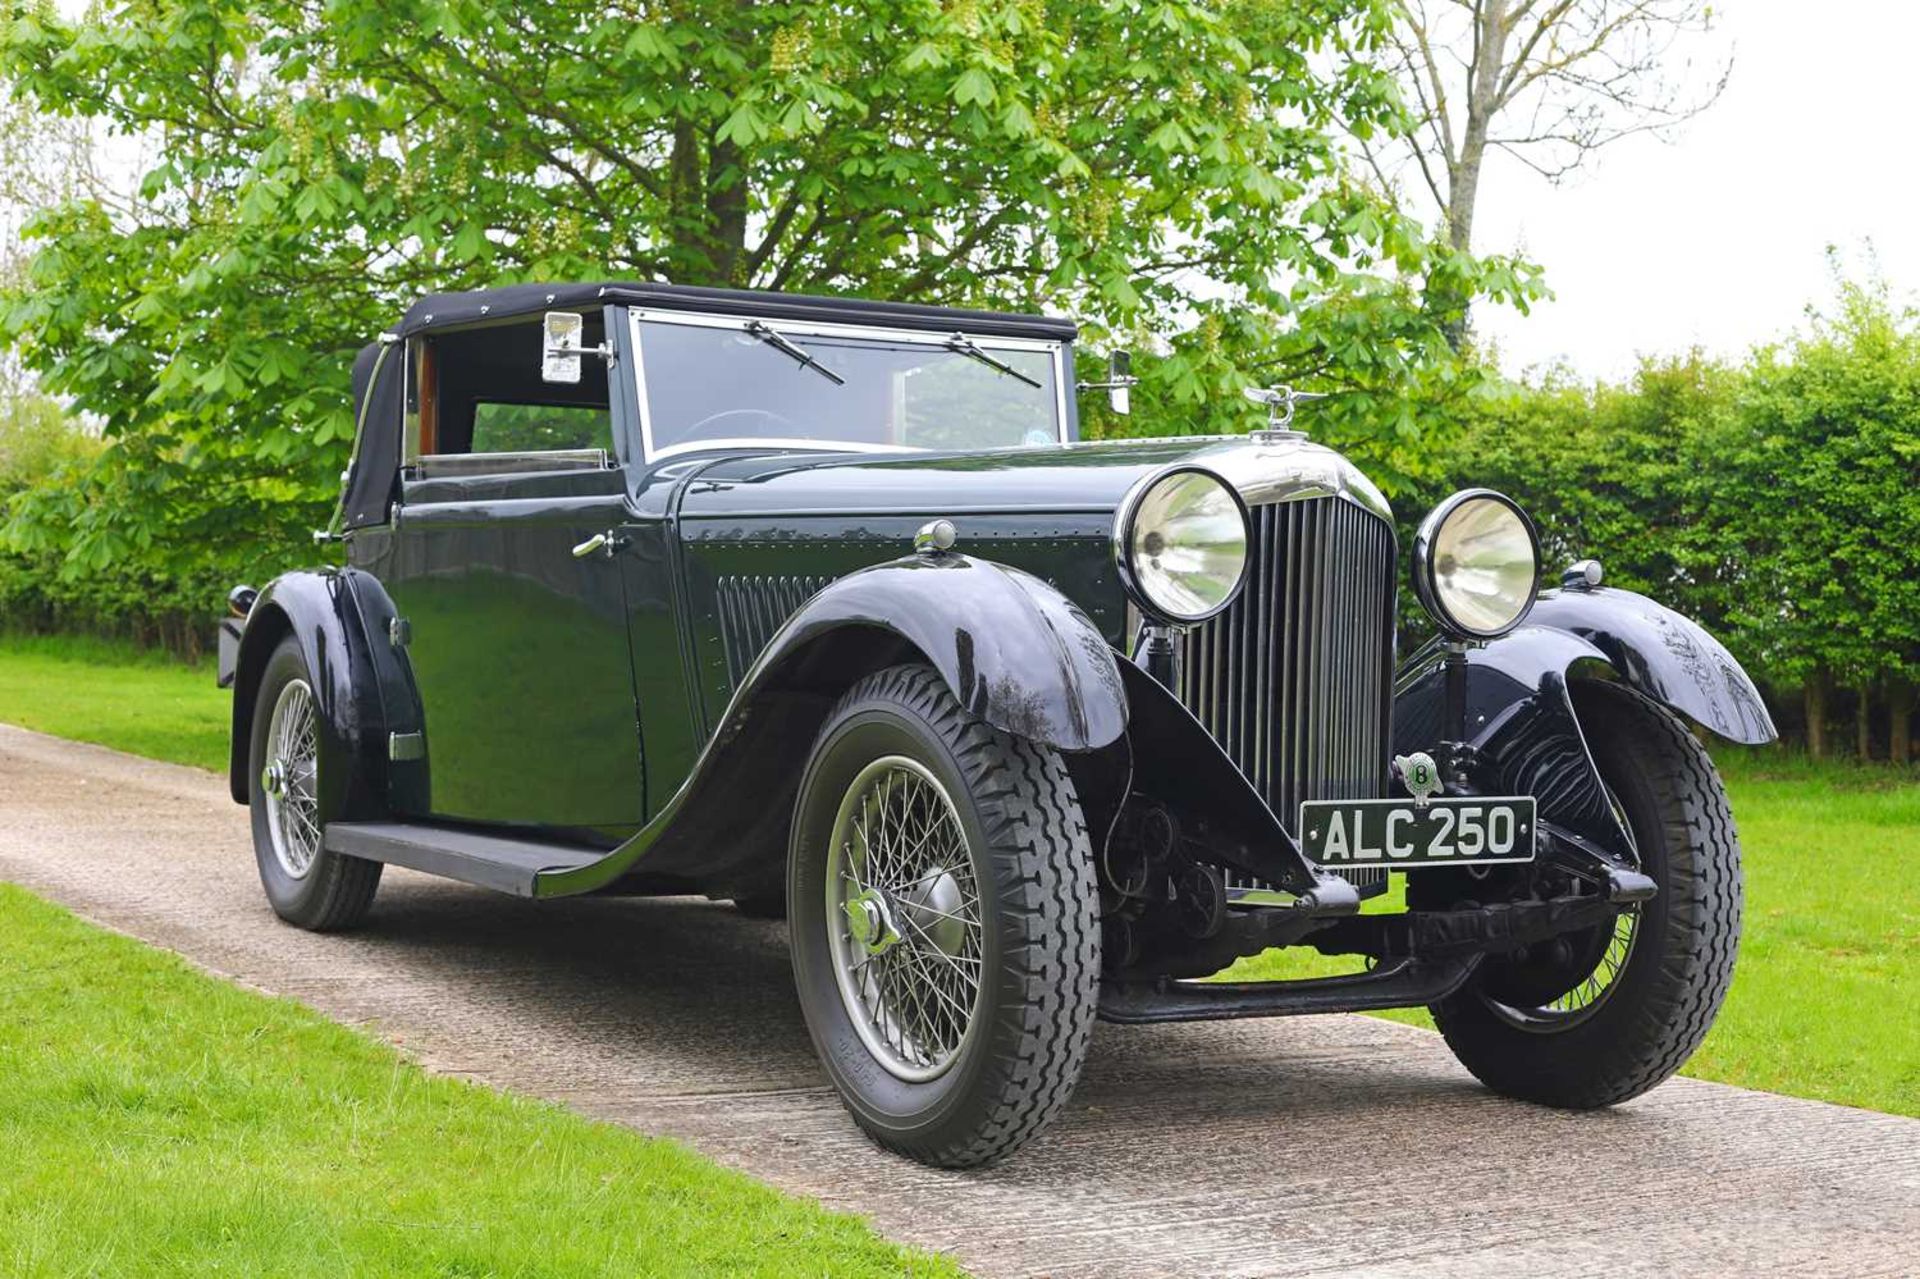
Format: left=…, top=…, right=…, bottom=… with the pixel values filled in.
left=322, top=822, right=606, bottom=898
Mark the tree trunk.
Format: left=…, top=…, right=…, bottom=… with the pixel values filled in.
left=1448, top=142, right=1483, bottom=255
left=1889, top=677, right=1914, bottom=767
left=1804, top=672, right=1828, bottom=760
left=1437, top=0, right=1512, bottom=347
left=663, top=125, right=749, bottom=286
left=665, top=122, right=705, bottom=282
left=1856, top=683, right=1874, bottom=762
left=705, top=137, right=749, bottom=286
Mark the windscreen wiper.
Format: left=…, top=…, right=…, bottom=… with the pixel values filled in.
left=747, top=320, right=845, bottom=385
left=946, top=331, right=1043, bottom=388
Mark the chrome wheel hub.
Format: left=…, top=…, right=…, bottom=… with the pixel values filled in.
left=261, top=678, right=321, bottom=881
left=845, top=888, right=901, bottom=956
left=824, top=756, right=985, bottom=1084
left=900, top=868, right=967, bottom=956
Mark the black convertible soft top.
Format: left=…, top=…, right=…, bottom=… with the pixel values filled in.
left=339, top=282, right=1077, bottom=528
left=394, top=281, right=1078, bottom=343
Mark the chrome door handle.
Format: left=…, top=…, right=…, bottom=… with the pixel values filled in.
left=571, top=530, right=630, bottom=559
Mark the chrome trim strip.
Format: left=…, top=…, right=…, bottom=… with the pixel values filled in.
left=1185, top=435, right=1393, bottom=523
left=650, top=437, right=923, bottom=463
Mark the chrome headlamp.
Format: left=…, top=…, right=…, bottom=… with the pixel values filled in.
left=1413, top=489, right=1541, bottom=639
left=1115, top=467, right=1250, bottom=624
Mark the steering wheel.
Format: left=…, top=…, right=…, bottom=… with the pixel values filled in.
left=674, top=407, right=805, bottom=444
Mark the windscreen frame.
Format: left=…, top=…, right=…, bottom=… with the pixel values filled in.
left=625, top=307, right=1070, bottom=463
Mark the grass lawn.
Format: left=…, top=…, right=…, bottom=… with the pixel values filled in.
left=0, top=631, right=1914, bottom=1121
left=0, top=881, right=958, bottom=1277
left=0, top=632, right=229, bottom=771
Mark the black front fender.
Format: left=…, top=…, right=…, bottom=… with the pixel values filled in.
left=1395, top=628, right=1631, bottom=861
left=759, top=551, right=1129, bottom=752
left=1527, top=586, right=1776, bottom=744
left=537, top=551, right=1128, bottom=896
left=1394, top=588, right=1772, bottom=873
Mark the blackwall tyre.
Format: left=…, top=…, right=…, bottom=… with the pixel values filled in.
left=1430, top=681, right=1742, bottom=1107
left=788, top=664, right=1099, bottom=1168
left=248, top=636, right=382, bottom=931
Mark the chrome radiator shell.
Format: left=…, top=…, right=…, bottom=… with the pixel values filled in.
left=1174, top=491, right=1398, bottom=894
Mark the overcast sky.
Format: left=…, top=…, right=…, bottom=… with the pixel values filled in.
left=1468, top=0, right=1919, bottom=382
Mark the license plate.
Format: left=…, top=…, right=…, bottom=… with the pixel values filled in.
left=1299, top=797, right=1537, bottom=870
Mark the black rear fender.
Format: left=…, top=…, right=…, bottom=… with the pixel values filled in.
left=227, top=568, right=416, bottom=819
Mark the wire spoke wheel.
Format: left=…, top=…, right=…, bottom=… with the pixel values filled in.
left=1482, top=778, right=1642, bottom=1032
left=1484, top=907, right=1640, bottom=1031
left=1429, top=683, right=1742, bottom=1110
left=247, top=637, right=380, bottom=932
left=260, top=677, right=322, bottom=880
left=790, top=665, right=1097, bottom=1167
left=825, top=755, right=985, bottom=1083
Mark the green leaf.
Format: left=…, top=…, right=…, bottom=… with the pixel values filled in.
left=715, top=100, right=768, bottom=146
left=900, top=40, right=945, bottom=72
left=952, top=67, right=995, bottom=107
left=451, top=221, right=487, bottom=262
left=624, top=25, right=675, bottom=60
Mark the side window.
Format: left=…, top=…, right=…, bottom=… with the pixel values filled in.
left=405, top=313, right=617, bottom=480
left=471, top=402, right=612, bottom=454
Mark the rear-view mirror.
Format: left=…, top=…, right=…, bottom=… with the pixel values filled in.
left=1108, top=351, right=1133, bottom=416
left=541, top=311, right=584, bottom=384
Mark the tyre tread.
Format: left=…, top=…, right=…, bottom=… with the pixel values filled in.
left=812, top=665, right=1098, bottom=1167
left=1432, top=682, right=1742, bottom=1108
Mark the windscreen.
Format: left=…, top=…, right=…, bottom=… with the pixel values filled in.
left=634, top=315, right=1062, bottom=458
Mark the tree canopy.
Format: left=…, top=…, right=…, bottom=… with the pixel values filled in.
left=0, top=0, right=1540, bottom=589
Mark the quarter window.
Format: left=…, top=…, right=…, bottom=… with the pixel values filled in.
left=403, top=314, right=617, bottom=479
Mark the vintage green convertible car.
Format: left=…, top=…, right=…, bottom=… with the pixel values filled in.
left=220, top=282, right=1774, bottom=1167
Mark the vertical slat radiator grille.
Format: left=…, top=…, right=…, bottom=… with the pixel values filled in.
left=1176, top=496, right=1397, bottom=890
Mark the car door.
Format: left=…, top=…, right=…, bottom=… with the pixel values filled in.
left=372, top=323, right=645, bottom=835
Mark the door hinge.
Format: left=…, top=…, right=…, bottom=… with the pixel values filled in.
left=388, top=731, right=426, bottom=762
left=388, top=617, right=411, bottom=647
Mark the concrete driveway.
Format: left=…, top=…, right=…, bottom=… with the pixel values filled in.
left=2, top=722, right=1915, bottom=1277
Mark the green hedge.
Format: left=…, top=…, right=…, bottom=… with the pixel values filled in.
left=1392, top=280, right=1919, bottom=761
left=0, top=382, right=320, bottom=659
